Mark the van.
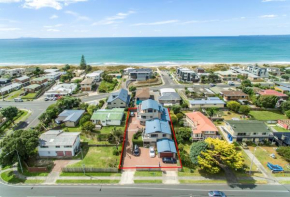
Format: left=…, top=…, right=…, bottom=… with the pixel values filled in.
left=14, top=98, right=23, bottom=102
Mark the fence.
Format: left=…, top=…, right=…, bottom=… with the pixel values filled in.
left=88, top=144, right=118, bottom=147
left=23, top=162, right=49, bottom=173
left=62, top=167, right=118, bottom=173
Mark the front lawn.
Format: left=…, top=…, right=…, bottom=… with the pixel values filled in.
left=249, top=111, right=286, bottom=121
left=179, top=180, right=227, bottom=184
left=134, top=171, right=163, bottom=177
left=56, top=179, right=119, bottom=184
left=100, top=126, right=125, bottom=134
left=1, top=170, right=44, bottom=184
left=60, top=172, right=121, bottom=176
left=178, top=167, right=225, bottom=177
left=5, top=89, right=24, bottom=101
left=68, top=146, right=119, bottom=168
left=22, top=92, right=38, bottom=99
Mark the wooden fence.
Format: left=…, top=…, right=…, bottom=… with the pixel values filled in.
left=62, top=167, right=118, bottom=173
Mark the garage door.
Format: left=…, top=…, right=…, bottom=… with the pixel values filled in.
left=56, top=151, right=64, bottom=156
left=65, top=151, right=72, bottom=156
left=160, top=152, right=174, bottom=158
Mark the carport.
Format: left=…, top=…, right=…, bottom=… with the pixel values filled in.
left=157, top=139, right=177, bottom=158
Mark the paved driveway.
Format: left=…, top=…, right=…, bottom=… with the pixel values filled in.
left=122, top=113, right=178, bottom=170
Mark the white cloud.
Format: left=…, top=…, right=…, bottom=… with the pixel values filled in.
left=131, top=20, right=178, bottom=26
left=92, top=11, right=135, bottom=26
left=0, top=27, right=21, bottom=31
left=43, top=24, right=63, bottom=28
left=0, top=0, right=88, bottom=10
left=65, top=10, right=90, bottom=21
left=262, top=0, right=286, bottom=2
left=50, top=14, right=58, bottom=19
left=181, top=19, right=218, bottom=24
left=47, top=28, right=60, bottom=32
left=260, top=14, right=277, bottom=18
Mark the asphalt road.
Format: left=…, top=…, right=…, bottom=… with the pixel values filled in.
left=0, top=183, right=289, bottom=197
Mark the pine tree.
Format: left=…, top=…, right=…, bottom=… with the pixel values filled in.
left=80, top=55, right=87, bottom=70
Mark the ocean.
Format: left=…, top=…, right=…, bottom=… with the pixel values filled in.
left=0, top=36, right=290, bottom=66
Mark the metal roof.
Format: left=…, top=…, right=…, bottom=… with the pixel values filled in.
left=91, top=108, right=124, bottom=121
left=226, top=120, right=272, bottom=134
left=58, top=110, right=85, bottom=122
left=157, top=139, right=177, bottom=153
left=145, top=119, right=171, bottom=134
left=107, top=89, right=130, bottom=103
left=39, top=130, right=80, bottom=146
left=159, top=92, right=181, bottom=101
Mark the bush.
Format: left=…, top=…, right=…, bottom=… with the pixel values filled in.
left=113, top=148, right=119, bottom=156
left=285, top=110, right=290, bottom=119
left=97, top=134, right=109, bottom=141
left=176, top=113, right=184, bottom=120
left=178, top=144, right=184, bottom=151
left=178, top=120, right=184, bottom=126
left=277, top=147, right=290, bottom=162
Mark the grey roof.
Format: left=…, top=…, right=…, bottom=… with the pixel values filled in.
left=58, top=110, right=85, bottom=122
left=0, top=78, right=10, bottom=82
left=140, top=99, right=170, bottom=121
left=39, top=130, right=80, bottom=146
left=0, top=83, right=22, bottom=92
left=129, top=68, right=152, bottom=73
left=107, top=89, right=130, bottom=103
left=189, top=98, right=225, bottom=105
left=145, top=119, right=171, bottom=134
left=226, top=120, right=272, bottom=134
left=16, top=76, right=29, bottom=81
left=157, top=139, right=177, bottom=153
left=159, top=92, right=181, bottom=101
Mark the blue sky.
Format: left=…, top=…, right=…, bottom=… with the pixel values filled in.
left=0, top=0, right=289, bottom=38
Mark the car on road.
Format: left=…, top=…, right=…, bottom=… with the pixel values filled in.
left=162, top=157, right=177, bottom=164
left=130, top=112, right=135, bottom=117
left=208, top=191, right=226, bottom=197
left=149, top=146, right=155, bottom=158
left=14, top=98, right=23, bottom=102
left=209, top=83, right=215, bottom=87
left=133, top=145, right=140, bottom=156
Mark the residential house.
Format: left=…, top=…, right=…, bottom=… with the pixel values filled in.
left=195, top=67, right=205, bottom=73
left=44, top=69, right=60, bottom=74
left=0, top=83, right=22, bottom=95
left=0, top=78, right=11, bottom=86
left=38, top=130, right=80, bottom=157
left=45, top=72, right=62, bottom=80
left=44, top=83, right=77, bottom=97
left=0, top=69, right=6, bottom=76
left=23, top=84, right=41, bottom=93
left=25, top=67, right=43, bottom=75
left=135, top=88, right=150, bottom=105
left=31, top=77, right=48, bottom=85
left=277, top=120, right=290, bottom=130
left=91, top=108, right=125, bottom=126
left=176, top=68, right=199, bottom=82
left=247, top=65, right=268, bottom=78
left=14, top=76, right=30, bottom=86
left=275, top=86, right=290, bottom=94
left=55, top=110, right=85, bottom=127
left=220, top=90, right=249, bottom=101
left=137, top=99, right=170, bottom=125
left=267, top=67, right=281, bottom=75
left=4, top=68, right=25, bottom=78
left=86, top=70, right=103, bottom=82
left=185, top=112, right=220, bottom=141
left=107, top=89, right=130, bottom=109
left=124, top=67, right=135, bottom=75
left=189, top=97, right=226, bottom=109
left=187, top=87, right=215, bottom=98
left=156, top=139, right=177, bottom=158
left=73, top=70, right=85, bottom=77
left=257, top=89, right=288, bottom=100
left=80, top=78, right=95, bottom=91
left=215, top=70, right=238, bottom=82
left=158, top=92, right=181, bottom=106
left=142, top=119, right=172, bottom=146
left=128, top=68, right=153, bottom=81
left=223, top=120, right=273, bottom=143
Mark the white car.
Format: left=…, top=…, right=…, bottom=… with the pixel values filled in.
left=149, top=146, right=155, bottom=158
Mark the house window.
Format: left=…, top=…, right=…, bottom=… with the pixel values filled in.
left=48, top=151, right=50, bottom=154
left=237, top=133, right=246, bottom=136
left=148, top=109, right=153, bottom=113
left=150, top=116, right=153, bottom=118
left=262, top=133, right=267, bottom=135
left=64, top=146, right=72, bottom=148
left=108, top=102, right=111, bottom=105
left=162, top=134, right=166, bottom=137
left=151, top=134, right=158, bottom=138
left=141, top=116, right=146, bottom=119
left=40, top=146, right=49, bottom=148
left=253, top=133, right=256, bottom=135
left=55, top=146, right=60, bottom=148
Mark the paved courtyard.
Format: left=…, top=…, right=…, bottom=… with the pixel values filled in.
left=121, top=112, right=179, bottom=170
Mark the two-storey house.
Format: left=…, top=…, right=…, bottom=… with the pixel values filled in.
left=107, top=88, right=130, bottom=109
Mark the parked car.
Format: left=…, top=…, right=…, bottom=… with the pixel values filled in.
left=208, top=191, right=227, bottom=197
left=133, top=145, right=140, bottom=156
left=44, top=97, right=49, bottom=101
left=209, top=83, right=215, bottom=87
left=149, top=146, right=155, bottom=158
left=130, top=112, right=135, bottom=117
left=162, top=157, right=177, bottom=164
left=14, top=98, right=23, bottom=102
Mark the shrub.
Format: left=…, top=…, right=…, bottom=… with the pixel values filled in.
left=285, top=110, right=290, bottom=119
left=113, top=148, right=119, bottom=156
left=176, top=113, right=184, bottom=120
left=277, top=147, right=290, bottom=162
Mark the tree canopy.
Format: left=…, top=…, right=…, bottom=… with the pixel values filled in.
left=256, top=95, right=278, bottom=108
left=241, top=79, right=252, bottom=88
left=281, top=101, right=290, bottom=113
left=80, top=55, right=87, bottom=70
left=189, top=141, right=208, bottom=165
left=239, top=105, right=250, bottom=115
left=227, top=101, right=241, bottom=112
left=0, top=129, right=39, bottom=167
left=1, top=106, right=18, bottom=125
left=197, top=138, right=244, bottom=174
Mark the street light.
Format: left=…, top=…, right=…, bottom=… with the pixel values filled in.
left=4, top=150, right=23, bottom=173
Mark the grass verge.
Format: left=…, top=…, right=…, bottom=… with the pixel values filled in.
left=1, top=170, right=44, bottom=184
left=179, top=180, right=227, bottom=184
left=60, top=172, right=121, bottom=177
left=56, top=179, right=119, bottom=184
left=238, top=180, right=267, bottom=184
left=134, top=171, right=163, bottom=177
left=134, top=180, right=162, bottom=184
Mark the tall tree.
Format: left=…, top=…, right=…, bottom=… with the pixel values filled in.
left=241, top=79, right=252, bottom=88
left=227, top=101, right=241, bottom=112
left=1, top=106, right=18, bottom=125
left=0, top=129, right=39, bottom=167
left=198, top=138, right=244, bottom=174
left=80, top=55, right=87, bottom=70
left=257, top=95, right=278, bottom=108
left=190, top=141, right=208, bottom=165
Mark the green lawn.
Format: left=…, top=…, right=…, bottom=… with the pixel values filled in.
left=60, top=172, right=121, bottom=176
left=1, top=170, right=44, bottom=184
left=178, top=167, right=226, bottom=177
left=56, top=179, right=119, bottom=184
left=238, top=180, right=267, bottom=184
left=134, top=171, right=163, bottom=177
left=0, top=110, right=28, bottom=133
left=20, top=167, right=49, bottom=177
left=249, top=111, right=286, bottom=121
left=66, top=126, right=82, bottom=132
left=100, top=126, right=125, bottom=134
left=272, top=126, right=290, bottom=132
left=179, top=180, right=227, bottom=184
left=98, top=80, right=118, bottom=93
left=22, top=92, right=38, bottom=99
left=279, top=180, right=290, bottom=184
left=68, top=146, right=119, bottom=168
left=5, top=89, right=24, bottom=101
left=134, top=180, right=162, bottom=184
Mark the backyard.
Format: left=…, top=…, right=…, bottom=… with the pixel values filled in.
left=249, top=110, right=286, bottom=121
left=98, top=80, right=118, bottom=93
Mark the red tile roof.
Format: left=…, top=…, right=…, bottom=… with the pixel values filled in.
left=258, top=89, right=288, bottom=97
left=185, top=112, right=218, bottom=134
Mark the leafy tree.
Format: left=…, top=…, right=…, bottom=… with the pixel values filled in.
left=79, top=114, right=92, bottom=126
left=239, top=105, right=250, bottom=115
left=286, top=70, right=290, bottom=74
left=227, top=101, right=241, bottom=112
left=82, top=121, right=95, bottom=132
left=102, top=74, right=114, bottom=83
left=256, top=95, right=278, bottom=108
left=80, top=55, right=87, bottom=70
left=109, top=128, right=123, bottom=147
left=33, top=67, right=43, bottom=77
left=206, top=107, right=218, bottom=117
left=85, top=65, right=92, bottom=73
left=198, top=138, right=244, bottom=174
left=277, top=147, right=290, bottom=162
left=171, top=105, right=181, bottom=114
left=241, top=79, right=252, bottom=88
left=1, top=106, right=18, bottom=125
left=63, top=64, right=70, bottom=71
left=176, top=113, right=184, bottom=120
left=208, top=73, right=219, bottom=83
left=281, top=75, right=289, bottom=80
left=181, top=103, right=188, bottom=108
left=176, top=127, right=192, bottom=142
left=170, top=113, right=178, bottom=124
left=78, top=103, right=89, bottom=110
left=0, top=129, right=39, bottom=167
left=242, top=87, right=254, bottom=96
left=87, top=105, right=98, bottom=115
left=189, top=141, right=208, bottom=165
left=129, top=86, right=136, bottom=92
left=39, top=107, right=59, bottom=126
left=281, top=101, right=290, bottom=113
left=285, top=110, right=290, bottom=118
left=57, top=97, right=81, bottom=111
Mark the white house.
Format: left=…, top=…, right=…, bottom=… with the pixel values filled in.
left=44, top=83, right=77, bottom=97
left=38, top=130, right=80, bottom=157
left=86, top=70, right=104, bottom=82
left=45, top=72, right=62, bottom=81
